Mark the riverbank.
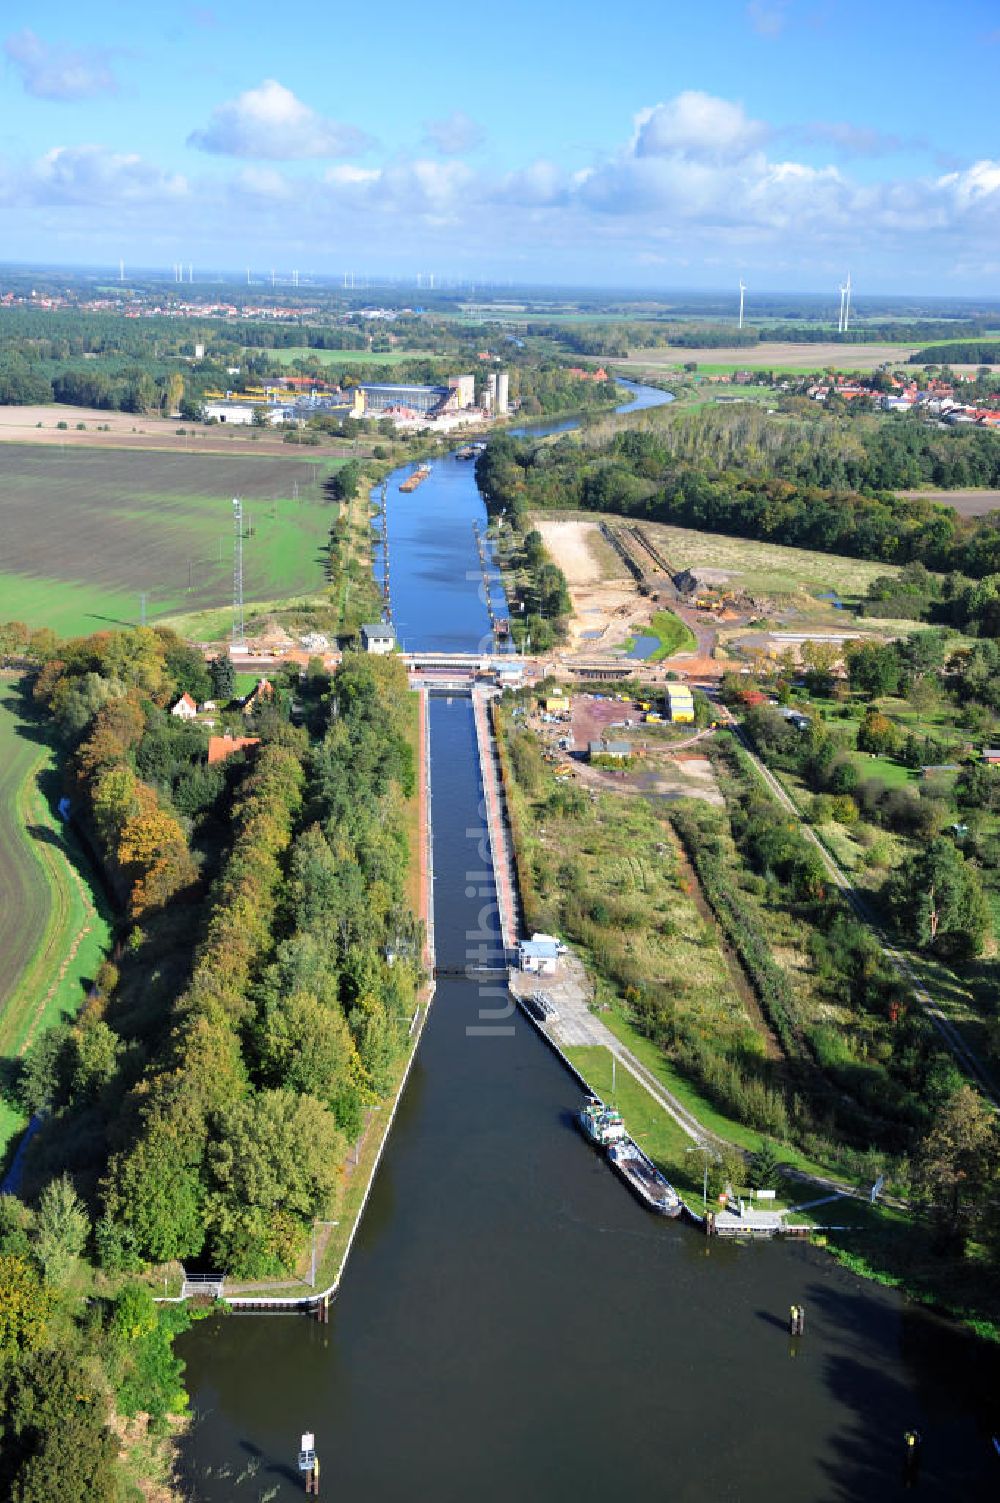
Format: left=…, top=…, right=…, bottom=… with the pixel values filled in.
left=205, top=684, right=435, bottom=1306
left=491, top=687, right=1000, bottom=1339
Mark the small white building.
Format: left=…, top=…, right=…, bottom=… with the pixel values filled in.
left=360, top=622, right=396, bottom=655
left=518, top=933, right=561, bottom=975
left=203, top=400, right=294, bottom=427
left=171, top=692, right=198, bottom=720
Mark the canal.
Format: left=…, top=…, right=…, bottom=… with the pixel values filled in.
left=178, top=384, right=1000, bottom=1500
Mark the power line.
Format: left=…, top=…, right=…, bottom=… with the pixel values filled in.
left=232, top=497, right=245, bottom=646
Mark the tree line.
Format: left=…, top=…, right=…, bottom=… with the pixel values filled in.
left=476, top=415, right=1000, bottom=593
left=0, top=625, right=422, bottom=1500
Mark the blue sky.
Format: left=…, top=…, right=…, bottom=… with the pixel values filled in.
left=1, top=0, right=999, bottom=292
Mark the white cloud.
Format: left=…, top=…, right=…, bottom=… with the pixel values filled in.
left=496, top=160, right=567, bottom=207
left=634, top=91, right=770, bottom=162
left=422, top=110, right=485, bottom=154
left=234, top=165, right=293, bottom=199
left=325, top=165, right=382, bottom=186
left=188, top=79, right=373, bottom=160
left=29, top=146, right=187, bottom=206
left=798, top=121, right=912, bottom=157
left=3, top=28, right=118, bottom=100
left=6, top=89, right=1000, bottom=287
left=746, top=1, right=792, bottom=37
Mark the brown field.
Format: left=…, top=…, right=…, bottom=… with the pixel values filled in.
left=899, top=488, right=1000, bottom=517
left=534, top=515, right=651, bottom=650
left=0, top=445, right=337, bottom=635
left=0, top=404, right=359, bottom=458
left=614, top=341, right=919, bottom=372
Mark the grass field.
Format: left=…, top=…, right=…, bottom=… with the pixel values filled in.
left=622, top=607, right=697, bottom=660
left=642, top=520, right=901, bottom=598
left=0, top=446, right=343, bottom=636
left=0, top=677, right=112, bottom=1155
left=263, top=347, right=433, bottom=367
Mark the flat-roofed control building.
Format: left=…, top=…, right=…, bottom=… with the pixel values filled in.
left=360, top=622, right=396, bottom=655
left=664, top=683, right=695, bottom=723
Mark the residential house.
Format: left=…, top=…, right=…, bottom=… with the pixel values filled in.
left=170, top=692, right=198, bottom=720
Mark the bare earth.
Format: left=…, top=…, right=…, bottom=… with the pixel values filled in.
left=0, top=404, right=356, bottom=458
left=614, top=341, right=919, bottom=372
left=535, top=516, right=652, bottom=649
left=899, top=488, right=1000, bottom=518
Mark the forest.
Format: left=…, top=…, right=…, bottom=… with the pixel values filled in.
left=0, top=626, right=420, bottom=1497
left=476, top=408, right=1000, bottom=607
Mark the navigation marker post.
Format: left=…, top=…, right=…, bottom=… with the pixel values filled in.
left=298, top=1432, right=320, bottom=1494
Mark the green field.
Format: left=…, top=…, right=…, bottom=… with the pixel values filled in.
left=642, top=520, right=902, bottom=598
left=264, top=347, right=433, bottom=367
left=621, top=608, right=697, bottom=661
left=0, top=446, right=344, bottom=636
left=0, top=677, right=112, bottom=1155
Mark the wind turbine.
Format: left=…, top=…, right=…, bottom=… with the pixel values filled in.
left=738, top=279, right=747, bottom=331
left=840, top=272, right=852, bottom=334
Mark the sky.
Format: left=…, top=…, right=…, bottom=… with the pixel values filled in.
left=1, top=0, right=999, bottom=293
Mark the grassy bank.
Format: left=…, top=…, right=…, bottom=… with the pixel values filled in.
left=565, top=1044, right=704, bottom=1205
left=621, top=607, right=697, bottom=660
left=0, top=678, right=112, bottom=1156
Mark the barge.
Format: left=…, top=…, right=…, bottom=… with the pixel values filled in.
left=607, top=1138, right=683, bottom=1217
left=399, top=464, right=432, bottom=493
left=577, top=1097, right=627, bottom=1148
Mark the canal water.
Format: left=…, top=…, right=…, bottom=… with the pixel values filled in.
left=178, top=384, right=1000, bottom=1500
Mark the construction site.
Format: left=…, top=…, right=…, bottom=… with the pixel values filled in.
left=533, top=513, right=891, bottom=681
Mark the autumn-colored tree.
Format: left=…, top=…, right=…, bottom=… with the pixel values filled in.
left=857, top=708, right=899, bottom=757
left=914, top=1085, right=1000, bottom=1251
left=90, top=763, right=141, bottom=852
left=0, top=620, right=30, bottom=658
left=117, top=791, right=197, bottom=915
left=163, top=371, right=184, bottom=414
left=0, top=1256, right=53, bottom=1359
left=73, top=694, right=145, bottom=784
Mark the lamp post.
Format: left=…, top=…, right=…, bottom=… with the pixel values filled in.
left=310, top=1220, right=339, bottom=1289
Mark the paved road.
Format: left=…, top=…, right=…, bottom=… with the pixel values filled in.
left=732, top=725, right=1000, bottom=1109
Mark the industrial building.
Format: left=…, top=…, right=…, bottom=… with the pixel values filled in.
left=203, top=399, right=295, bottom=426
left=484, top=371, right=510, bottom=416
left=354, top=383, right=453, bottom=417
left=448, top=373, right=475, bottom=407
left=664, top=684, right=695, bottom=723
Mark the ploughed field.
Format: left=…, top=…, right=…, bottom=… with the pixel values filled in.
left=0, top=446, right=339, bottom=635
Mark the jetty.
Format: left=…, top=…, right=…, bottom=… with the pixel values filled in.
left=472, top=687, right=520, bottom=953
